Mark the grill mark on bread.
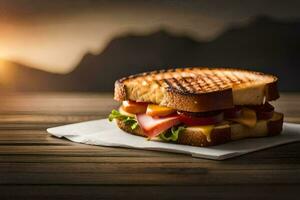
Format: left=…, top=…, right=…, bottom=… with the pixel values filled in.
left=181, top=77, right=196, bottom=93
left=231, top=72, right=246, bottom=84
left=219, top=71, right=234, bottom=86
left=154, top=80, right=162, bottom=86
left=172, top=78, right=189, bottom=93
left=223, top=71, right=244, bottom=85
left=121, top=68, right=274, bottom=90
left=209, top=70, right=223, bottom=90
left=163, top=79, right=173, bottom=91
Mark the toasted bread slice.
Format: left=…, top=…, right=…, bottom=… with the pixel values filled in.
left=115, top=67, right=279, bottom=112
left=115, top=112, right=283, bottom=147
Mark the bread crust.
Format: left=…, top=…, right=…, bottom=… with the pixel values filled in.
left=266, top=80, right=280, bottom=101
left=267, top=112, right=284, bottom=136
left=162, top=88, right=234, bottom=112
left=178, top=124, right=231, bottom=147
left=114, top=67, right=279, bottom=112
left=115, top=112, right=283, bottom=147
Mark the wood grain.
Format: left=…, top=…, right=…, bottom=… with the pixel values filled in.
left=1, top=185, right=298, bottom=200
left=0, top=92, right=299, bottom=199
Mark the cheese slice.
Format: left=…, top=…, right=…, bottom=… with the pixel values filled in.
left=231, top=119, right=268, bottom=140
left=146, top=104, right=175, bottom=117
left=119, top=106, right=135, bottom=117
left=228, top=108, right=257, bottom=127
left=185, top=125, right=215, bottom=142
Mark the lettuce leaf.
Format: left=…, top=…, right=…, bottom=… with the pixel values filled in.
left=108, top=109, right=139, bottom=130
left=159, top=126, right=185, bottom=142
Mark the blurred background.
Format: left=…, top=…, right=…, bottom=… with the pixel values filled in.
left=0, top=0, right=299, bottom=92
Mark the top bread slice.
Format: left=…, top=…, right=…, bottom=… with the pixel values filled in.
left=114, top=67, right=279, bottom=112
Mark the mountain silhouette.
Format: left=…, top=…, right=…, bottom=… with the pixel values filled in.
left=1, top=15, right=300, bottom=92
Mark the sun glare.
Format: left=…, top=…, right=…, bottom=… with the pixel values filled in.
left=0, top=59, right=7, bottom=74
left=0, top=59, right=13, bottom=86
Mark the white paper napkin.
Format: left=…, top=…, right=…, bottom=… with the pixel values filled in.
left=47, top=119, right=300, bottom=160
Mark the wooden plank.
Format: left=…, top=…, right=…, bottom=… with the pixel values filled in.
left=0, top=123, right=67, bottom=130
left=0, top=162, right=300, bottom=174
left=0, top=145, right=185, bottom=157
left=1, top=169, right=300, bottom=185
left=0, top=93, right=118, bottom=115
left=0, top=185, right=298, bottom=200
left=0, top=153, right=299, bottom=164
left=0, top=130, right=77, bottom=145
left=0, top=115, right=105, bottom=129
left=0, top=143, right=299, bottom=165
left=0, top=155, right=209, bottom=163
left=0, top=142, right=299, bottom=157
left=0, top=141, right=299, bottom=164
left=0, top=114, right=102, bottom=124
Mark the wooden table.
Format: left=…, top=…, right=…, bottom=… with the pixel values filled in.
left=0, top=93, right=299, bottom=199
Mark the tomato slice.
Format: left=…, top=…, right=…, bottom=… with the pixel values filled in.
left=178, top=111, right=224, bottom=126
left=122, top=101, right=148, bottom=114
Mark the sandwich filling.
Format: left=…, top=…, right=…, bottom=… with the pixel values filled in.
left=109, top=100, right=276, bottom=142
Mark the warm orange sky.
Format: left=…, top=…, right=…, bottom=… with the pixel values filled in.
left=0, top=0, right=299, bottom=73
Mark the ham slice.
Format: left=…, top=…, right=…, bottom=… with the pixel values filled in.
left=136, top=114, right=181, bottom=138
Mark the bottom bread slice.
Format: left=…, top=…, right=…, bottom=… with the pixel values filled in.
left=115, top=112, right=283, bottom=147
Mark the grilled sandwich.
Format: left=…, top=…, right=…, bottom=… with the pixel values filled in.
left=109, top=67, right=283, bottom=147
